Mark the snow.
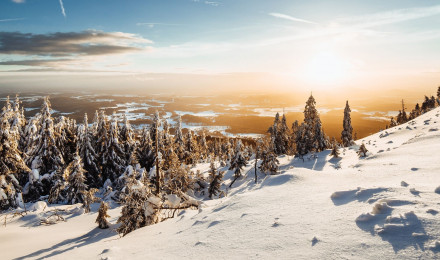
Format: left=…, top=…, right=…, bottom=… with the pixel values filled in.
left=1, top=107, right=440, bottom=259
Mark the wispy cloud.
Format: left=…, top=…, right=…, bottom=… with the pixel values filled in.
left=335, top=4, right=440, bottom=28
left=269, top=12, right=317, bottom=25
left=0, top=18, right=24, bottom=22
left=11, top=0, right=25, bottom=3
left=59, top=0, right=66, bottom=18
left=136, top=22, right=181, bottom=28
left=191, top=0, right=221, bottom=7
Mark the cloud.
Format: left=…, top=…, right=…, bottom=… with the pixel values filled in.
left=0, top=18, right=24, bottom=22
left=269, top=12, right=317, bottom=25
left=11, top=0, right=25, bottom=3
left=0, top=30, right=153, bottom=57
left=0, top=59, right=71, bottom=66
left=136, top=22, right=180, bottom=28
left=335, top=4, right=440, bottom=28
left=204, top=1, right=220, bottom=6
left=59, top=0, right=66, bottom=18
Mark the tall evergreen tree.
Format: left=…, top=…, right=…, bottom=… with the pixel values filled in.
left=101, top=115, right=126, bottom=183
left=137, top=127, right=155, bottom=172
left=30, top=97, right=65, bottom=195
left=341, top=101, right=354, bottom=147
left=78, top=113, right=101, bottom=187
left=229, top=140, right=247, bottom=188
left=0, top=115, right=29, bottom=210
left=64, top=152, right=88, bottom=204
left=259, top=139, right=279, bottom=174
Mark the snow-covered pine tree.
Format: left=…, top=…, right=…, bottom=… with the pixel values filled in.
left=55, top=116, right=78, bottom=165
left=330, top=143, right=340, bottom=158
left=295, top=122, right=307, bottom=159
left=117, top=181, right=160, bottom=236
left=64, top=152, right=88, bottom=205
left=165, top=164, right=192, bottom=194
left=137, top=127, right=155, bottom=172
left=119, top=114, right=135, bottom=164
left=81, top=188, right=98, bottom=213
left=389, top=117, right=397, bottom=127
left=30, top=97, right=65, bottom=197
left=173, top=115, right=186, bottom=161
left=341, top=101, right=354, bottom=147
left=259, top=139, right=279, bottom=174
left=208, top=166, right=224, bottom=199
left=96, top=201, right=110, bottom=229
left=313, top=119, right=328, bottom=152
left=183, top=131, right=199, bottom=166
left=101, top=115, right=126, bottom=183
left=229, top=139, right=247, bottom=187
left=279, top=114, right=291, bottom=155
left=198, top=131, right=208, bottom=160
left=357, top=143, right=368, bottom=158
left=267, top=112, right=281, bottom=154
left=0, top=115, right=30, bottom=210
left=10, top=95, right=26, bottom=144
left=78, top=113, right=101, bottom=188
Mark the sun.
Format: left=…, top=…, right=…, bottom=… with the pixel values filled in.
left=302, top=51, right=351, bottom=87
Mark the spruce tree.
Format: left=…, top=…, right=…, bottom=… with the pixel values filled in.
left=303, top=94, right=327, bottom=153
left=341, top=101, right=354, bottom=147
left=279, top=114, right=291, bottom=155
left=330, top=142, right=340, bottom=159
left=259, top=140, right=279, bottom=174
left=357, top=143, right=368, bottom=158
left=208, top=166, right=224, bottom=199
left=64, top=152, right=88, bottom=204
left=0, top=115, right=29, bottom=210
left=137, top=127, right=155, bottom=172
left=229, top=140, right=247, bottom=188
left=101, top=115, right=126, bottom=183
left=78, top=113, right=101, bottom=187
left=174, top=115, right=186, bottom=161
left=30, top=97, right=65, bottom=196
left=96, top=201, right=110, bottom=229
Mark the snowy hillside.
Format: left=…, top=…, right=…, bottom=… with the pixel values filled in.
left=2, top=107, right=440, bottom=259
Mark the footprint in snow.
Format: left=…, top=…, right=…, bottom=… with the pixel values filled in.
left=411, top=168, right=419, bottom=171
left=401, top=181, right=409, bottom=187
left=410, top=188, right=420, bottom=196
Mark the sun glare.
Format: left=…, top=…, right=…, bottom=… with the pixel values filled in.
left=303, top=51, right=350, bottom=87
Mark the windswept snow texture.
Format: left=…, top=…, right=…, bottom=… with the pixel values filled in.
left=1, top=108, right=440, bottom=259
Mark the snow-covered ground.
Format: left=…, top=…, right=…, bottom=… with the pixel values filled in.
left=1, top=107, right=440, bottom=260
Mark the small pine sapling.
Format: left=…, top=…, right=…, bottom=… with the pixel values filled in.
left=96, top=201, right=110, bottom=229
left=357, top=143, right=368, bottom=157
left=330, top=144, right=340, bottom=158
left=208, top=170, right=224, bottom=199
left=82, top=188, right=99, bottom=213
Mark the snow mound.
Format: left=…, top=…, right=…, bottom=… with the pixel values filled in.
left=28, top=201, right=47, bottom=212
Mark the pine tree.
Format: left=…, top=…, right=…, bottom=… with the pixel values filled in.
left=174, top=115, right=185, bottom=161
left=357, top=143, right=368, bottom=157
left=259, top=140, right=279, bottom=174
left=437, top=86, right=440, bottom=99
left=389, top=117, right=397, bottom=127
left=229, top=140, right=247, bottom=187
left=303, top=94, right=328, bottom=153
left=341, top=101, right=354, bottom=147
left=101, top=115, right=126, bottom=183
left=137, top=127, right=155, bottom=172
left=82, top=188, right=98, bottom=213
left=117, top=181, right=160, bottom=236
left=78, top=113, right=101, bottom=187
left=330, top=142, right=340, bottom=158
left=30, top=97, right=65, bottom=196
left=119, top=114, right=135, bottom=165
left=183, top=131, right=199, bottom=165
left=0, top=114, right=30, bottom=210
left=64, top=152, right=88, bottom=204
left=295, top=122, right=307, bottom=159
left=208, top=166, right=224, bottom=199
left=268, top=113, right=280, bottom=154
left=96, top=201, right=110, bottom=229
left=279, top=114, right=291, bottom=155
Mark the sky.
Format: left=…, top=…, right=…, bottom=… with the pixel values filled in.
left=0, top=0, right=439, bottom=95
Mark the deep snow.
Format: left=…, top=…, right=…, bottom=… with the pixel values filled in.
left=1, top=107, right=440, bottom=260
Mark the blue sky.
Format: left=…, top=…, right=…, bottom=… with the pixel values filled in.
left=1, top=0, right=440, bottom=93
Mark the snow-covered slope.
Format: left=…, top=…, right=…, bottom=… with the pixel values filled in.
left=2, top=107, right=440, bottom=260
